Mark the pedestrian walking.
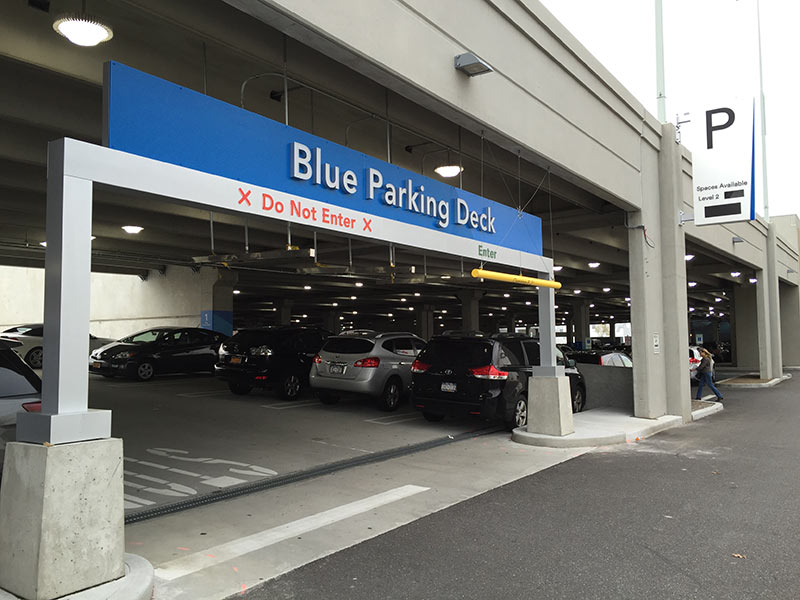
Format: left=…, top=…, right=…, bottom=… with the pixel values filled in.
left=695, top=347, right=723, bottom=401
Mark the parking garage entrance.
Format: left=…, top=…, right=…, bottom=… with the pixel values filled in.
left=12, top=63, right=572, bottom=520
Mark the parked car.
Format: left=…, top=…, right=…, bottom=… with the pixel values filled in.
left=215, top=326, right=329, bottom=399
left=410, top=332, right=586, bottom=430
left=89, top=327, right=227, bottom=381
left=0, top=339, right=41, bottom=426
left=689, top=345, right=715, bottom=381
left=569, top=351, right=632, bottom=367
left=1, top=324, right=114, bottom=369
left=309, top=330, right=426, bottom=411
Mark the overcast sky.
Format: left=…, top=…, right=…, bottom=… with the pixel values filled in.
left=539, top=0, right=799, bottom=218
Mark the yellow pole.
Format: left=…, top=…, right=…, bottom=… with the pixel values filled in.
left=471, top=268, right=561, bottom=290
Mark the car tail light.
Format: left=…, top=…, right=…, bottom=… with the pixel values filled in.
left=411, top=360, right=430, bottom=373
left=468, top=365, right=508, bottom=380
left=313, top=354, right=322, bottom=364
left=354, top=357, right=380, bottom=368
left=689, top=358, right=700, bottom=365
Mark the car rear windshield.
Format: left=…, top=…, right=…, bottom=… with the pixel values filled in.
left=419, top=339, right=494, bottom=368
left=0, top=349, right=41, bottom=397
left=322, top=338, right=375, bottom=354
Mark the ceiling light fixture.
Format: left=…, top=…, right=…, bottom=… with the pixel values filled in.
left=53, top=7, right=113, bottom=47
left=355, top=282, right=364, bottom=287
left=573, top=290, right=581, bottom=295
left=414, top=292, right=421, bottom=297
left=553, top=266, right=563, bottom=272
left=588, top=262, right=600, bottom=268
left=731, top=271, right=741, bottom=277
left=121, top=225, right=143, bottom=234
left=602, top=287, right=611, bottom=292
left=434, top=164, right=464, bottom=178
left=684, top=254, right=695, bottom=261
left=749, top=278, right=758, bottom=284
left=350, top=295, right=357, bottom=300
left=303, top=285, right=312, bottom=290
left=454, top=52, right=493, bottom=76
left=688, top=282, right=697, bottom=288
left=233, top=290, right=241, bottom=295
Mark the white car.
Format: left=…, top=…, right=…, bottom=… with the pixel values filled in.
left=0, top=324, right=114, bottom=370
left=0, top=339, right=41, bottom=427
left=689, top=345, right=715, bottom=381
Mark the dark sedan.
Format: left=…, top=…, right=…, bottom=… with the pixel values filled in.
left=89, top=327, right=227, bottom=381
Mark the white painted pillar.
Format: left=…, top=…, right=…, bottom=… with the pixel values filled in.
left=16, top=140, right=111, bottom=444
left=766, top=223, right=783, bottom=378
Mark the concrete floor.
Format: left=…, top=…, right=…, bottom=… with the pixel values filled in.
left=84, top=374, right=494, bottom=514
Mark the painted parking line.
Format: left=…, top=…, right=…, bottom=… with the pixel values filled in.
left=260, top=401, right=321, bottom=410
left=365, top=413, right=424, bottom=425
left=154, top=484, right=429, bottom=582
left=177, top=391, right=232, bottom=398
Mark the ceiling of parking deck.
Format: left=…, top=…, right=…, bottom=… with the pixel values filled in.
left=0, top=0, right=739, bottom=331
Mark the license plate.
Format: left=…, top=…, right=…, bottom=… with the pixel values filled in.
left=441, top=382, right=457, bottom=393
left=93, top=361, right=102, bottom=369
left=230, top=356, right=242, bottom=364
left=329, top=364, right=344, bottom=375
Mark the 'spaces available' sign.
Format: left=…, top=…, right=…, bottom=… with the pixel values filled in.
left=679, top=97, right=756, bottom=226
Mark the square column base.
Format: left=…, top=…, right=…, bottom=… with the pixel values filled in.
left=527, top=376, right=574, bottom=436
left=16, top=410, right=111, bottom=445
left=0, top=438, right=124, bottom=600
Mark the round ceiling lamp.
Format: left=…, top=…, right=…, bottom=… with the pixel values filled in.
left=434, top=165, right=464, bottom=178
left=53, top=13, right=113, bottom=47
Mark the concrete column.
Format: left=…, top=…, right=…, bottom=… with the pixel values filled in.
left=766, top=223, right=783, bottom=378
left=278, top=298, right=294, bottom=325
left=780, top=282, right=800, bottom=366
left=657, top=124, right=691, bottom=421
left=733, top=283, right=759, bottom=369
left=457, top=290, right=483, bottom=332
left=416, top=304, right=435, bottom=340
left=573, top=301, right=590, bottom=349
left=324, top=310, right=340, bottom=335
left=200, top=269, right=237, bottom=336
left=755, top=269, right=774, bottom=378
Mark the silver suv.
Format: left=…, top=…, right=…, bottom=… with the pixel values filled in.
left=309, top=330, right=426, bottom=411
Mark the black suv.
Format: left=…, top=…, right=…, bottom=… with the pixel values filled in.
left=215, top=326, right=329, bottom=399
left=410, top=333, right=586, bottom=430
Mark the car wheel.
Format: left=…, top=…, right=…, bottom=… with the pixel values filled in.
left=378, top=378, right=402, bottom=412
left=279, top=374, right=302, bottom=400
left=25, top=347, right=43, bottom=369
left=229, top=381, right=252, bottom=395
left=505, top=396, right=528, bottom=430
left=136, top=361, right=155, bottom=382
left=571, top=386, right=586, bottom=413
left=423, top=411, right=444, bottom=422
left=317, top=391, right=339, bottom=405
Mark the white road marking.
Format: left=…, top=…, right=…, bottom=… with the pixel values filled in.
left=365, top=413, right=424, bottom=425
left=200, top=476, right=247, bottom=488
left=311, top=439, right=373, bottom=454
left=124, top=493, right=155, bottom=506
left=177, top=391, right=231, bottom=398
left=261, top=401, right=320, bottom=410
left=147, top=448, right=278, bottom=475
left=154, top=484, right=430, bottom=582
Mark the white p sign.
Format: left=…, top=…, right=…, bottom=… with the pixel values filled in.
left=680, top=98, right=755, bottom=226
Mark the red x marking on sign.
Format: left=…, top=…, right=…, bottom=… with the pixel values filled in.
left=238, top=188, right=251, bottom=206
left=362, top=218, right=373, bottom=232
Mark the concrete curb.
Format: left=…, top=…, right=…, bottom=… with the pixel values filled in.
left=511, top=414, right=682, bottom=448
left=0, top=554, right=154, bottom=600
left=719, top=373, right=792, bottom=389
left=692, top=401, right=724, bottom=420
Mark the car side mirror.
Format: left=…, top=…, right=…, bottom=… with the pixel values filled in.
left=567, top=358, right=576, bottom=368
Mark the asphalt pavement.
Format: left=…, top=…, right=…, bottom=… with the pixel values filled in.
left=245, top=374, right=800, bottom=600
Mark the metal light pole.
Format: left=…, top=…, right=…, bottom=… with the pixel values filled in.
left=755, top=0, right=770, bottom=219
left=655, top=0, right=667, bottom=122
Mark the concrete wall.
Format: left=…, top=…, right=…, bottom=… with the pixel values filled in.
left=0, top=265, right=217, bottom=339
left=578, top=364, right=633, bottom=411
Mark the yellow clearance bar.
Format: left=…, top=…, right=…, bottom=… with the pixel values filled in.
left=471, top=268, right=562, bottom=290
